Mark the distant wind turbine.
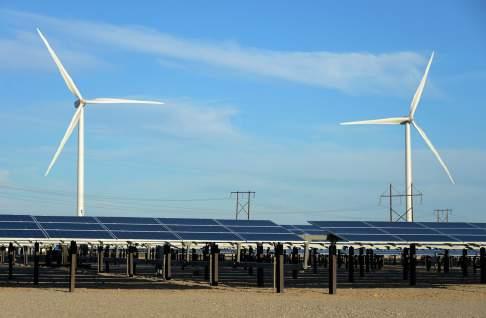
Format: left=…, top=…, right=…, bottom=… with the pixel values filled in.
left=340, top=52, right=454, bottom=222
left=38, top=28, right=164, bottom=217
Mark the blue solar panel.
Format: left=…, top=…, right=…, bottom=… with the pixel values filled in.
left=327, top=227, right=385, bottom=235
left=237, top=233, right=303, bottom=242
left=228, top=226, right=290, bottom=234
left=471, top=223, right=486, bottom=229
left=397, top=234, right=458, bottom=242
left=158, top=218, right=219, bottom=226
left=46, top=230, right=113, bottom=239
left=436, top=228, right=486, bottom=235
left=420, top=222, right=476, bottom=229
left=0, top=221, right=40, bottom=230
left=176, top=232, right=241, bottom=241
left=381, top=228, right=433, bottom=235
left=40, top=222, right=104, bottom=230
left=0, top=229, right=46, bottom=238
left=453, top=235, right=486, bottom=242
left=167, top=225, right=230, bottom=233
left=97, top=216, right=157, bottom=224
left=104, top=223, right=166, bottom=231
left=340, top=234, right=402, bottom=242
left=112, top=231, right=178, bottom=240
left=35, top=216, right=98, bottom=223
left=367, top=221, right=426, bottom=228
left=310, top=221, right=369, bottom=227
left=0, top=214, right=34, bottom=222
left=216, top=219, right=276, bottom=226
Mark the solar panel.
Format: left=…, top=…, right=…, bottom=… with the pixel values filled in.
left=176, top=232, right=241, bottom=241
left=159, top=218, right=219, bottom=226
left=0, top=214, right=34, bottom=222
left=326, top=227, right=385, bottom=235
left=103, top=223, right=167, bottom=231
left=0, top=221, right=40, bottom=230
left=97, top=216, right=158, bottom=224
left=40, top=222, right=104, bottom=231
left=332, top=234, right=402, bottom=242
left=166, top=225, right=230, bottom=233
left=227, top=226, right=290, bottom=234
left=366, top=221, right=426, bottom=228
left=237, top=233, right=303, bottom=242
left=419, top=222, right=476, bottom=229
left=381, top=228, right=433, bottom=235
left=451, top=235, right=486, bottom=242
left=46, top=230, right=113, bottom=239
left=436, top=228, right=486, bottom=235
left=35, top=216, right=98, bottom=223
left=216, top=219, right=276, bottom=226
left=0, top=229, right=46, bottom=238
left=112, top=231, right=178, bottom=240
left=397, top=234, right=458, bottom=242
left=309, top=221, right=369, bottom=227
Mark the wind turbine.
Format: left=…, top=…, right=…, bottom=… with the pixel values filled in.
left=341, top=52, right=454, bottom=222
left=38, top=28, right=164, bottom=217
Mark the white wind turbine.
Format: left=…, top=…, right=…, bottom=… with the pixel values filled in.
left=38, top=28, right=163, bottom=217
left=341, top=52, right=454, bottom=222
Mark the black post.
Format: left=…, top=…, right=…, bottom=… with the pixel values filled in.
left=127, top=245, right=134, bottom=277
left=409, top=244, right=416, bottom=286
left=210, top=243, right=219, bottom=286
left=69, top=241, right=77, bottom=292
left=425, top=256, right=431, bottom=271
left=312, top=248, right=318, bottom=274
left=328, top=242, right=337, bottom=294
left=8, top=242, right=14, bottom=280
left=348, top=246, right=354, bottom=283
left=97, top=245, right=104, bottom=273
left=365, top=249, right=370, bottom=273
left=291, top=246, right=298, bottom=279
left=444, top=250, right=449, bottom=273
left=33, top=242, right=39, bottom=285
left=104, top=245, right=110, bottom=273
left=274, top=243, right=284, bottom=293
left=256, top=243, right=264, bottom=287
left=462, top=249, right=468, bottom=277
left=359, top=247, right=365, bottom=277
left=480, top=247, right=486, bottom=284
left=163, top=243, right=172, bottom=280
left=203, top=245, right=210, bottom=281
left=402, top=248, right=409, bottom=280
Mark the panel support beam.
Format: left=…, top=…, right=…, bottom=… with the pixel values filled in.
left=328, top=242, right=337, bottom=294
left=33, top=242, right=39, bottom=285
left=348, top=246, right=354, bottom=283
left=69, top=241, right=77, bottom=292
left=409, top=244, right=416, bottom=286
left=209, top=243, right=219, bottom=286
left=274, top=243, right=284, bottom=293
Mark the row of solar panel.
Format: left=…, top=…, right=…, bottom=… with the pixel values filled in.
left=308, top=221, right=486, bottom=243
left=0, top=214, right=303, bottom=242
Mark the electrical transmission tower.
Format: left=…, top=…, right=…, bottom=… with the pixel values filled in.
left=379, top=184, right=423, bottom=222
left=230, top=191, right=255, bottom=220
left=434, top=209, right=452, bottom=223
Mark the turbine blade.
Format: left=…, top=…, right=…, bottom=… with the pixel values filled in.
left=409, top=52, right=434, bottom=119
left=340, top=117, right=409, bottom=125
left=84, top=98, right=164, bottom=105
left=412, top=121, right=455, bottom=184
left=37, top=28, right=82, bottom=100
left=45, top=106, right=83, bottom=176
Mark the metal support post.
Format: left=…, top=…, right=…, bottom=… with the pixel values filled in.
left=163, top=243, right=172, bottom=280
left=69, top=241, right=77, bottom=292
left=480, top=247, right=486, bottom=284
left=274, top=243, right=284, bottom=293
left=402, top=248, right=409, bottom=280
left=348, top=246, right=354, bottom=283
left=359, top=247, right=365, bottom=277
left=328, top=242, right=337, bottom=294
left=209, top=243, right=219, bottom=286
left=257, top=243, right=264, bottom=287
left=462, top=249, right=468, bottom=277
left=409, top=244, right=416, bottom=286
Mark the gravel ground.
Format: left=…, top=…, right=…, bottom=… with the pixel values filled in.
left=1, top=283, right=485, bottom=318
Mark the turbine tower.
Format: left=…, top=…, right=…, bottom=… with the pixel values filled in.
left=38, top=28, right=164, bottom=216
left=341, top=52, right=454, bottom=222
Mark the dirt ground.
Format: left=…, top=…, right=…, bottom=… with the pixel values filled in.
left=1, top=283, right=485, bottom=318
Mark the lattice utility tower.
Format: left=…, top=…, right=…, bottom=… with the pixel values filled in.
left=434, top=209, right=452, bottom=223
left=379, top=184, right=423, bottom=222
left=230, top=191, right=255, bottom=220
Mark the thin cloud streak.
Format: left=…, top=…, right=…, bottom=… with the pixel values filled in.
left=2, top=9, right=428, bottom=95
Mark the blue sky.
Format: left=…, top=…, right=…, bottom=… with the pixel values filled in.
left=0, top=1, right=485, bottom=223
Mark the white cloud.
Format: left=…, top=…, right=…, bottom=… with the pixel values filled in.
left=1, top=9, right=430, bottom=95
left=0, top=29, right=105, bottom=71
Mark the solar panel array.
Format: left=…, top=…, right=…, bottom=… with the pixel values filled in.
left=282, top=225, right=329, bottom=236
left=0, top=214, right=303, bottom=243
left=309, top=221, right=486, bottom=244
